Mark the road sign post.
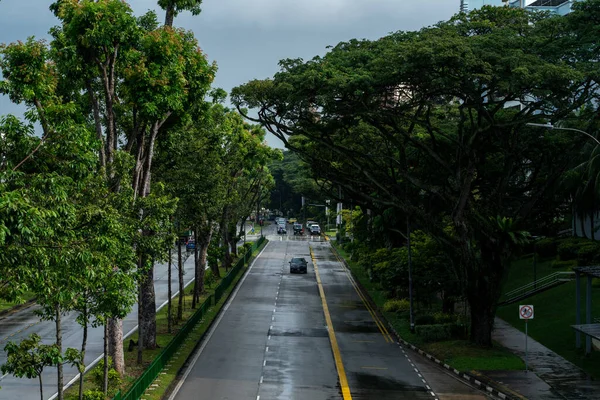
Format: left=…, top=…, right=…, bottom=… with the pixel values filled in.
left=519, top=304, right=534, bottom=372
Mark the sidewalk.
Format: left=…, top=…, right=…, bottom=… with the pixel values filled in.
left=486, top=317, right=600, bottom=399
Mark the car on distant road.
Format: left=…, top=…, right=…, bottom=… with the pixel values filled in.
left=186, top=239, right=195, bottom=252
left=289, top=257, right=308, bottom=273
left=277, top=225, right=287, bottom=234
left=309, top=224, right=321, bottom=235
left=293, top=223, right=303, bottom=235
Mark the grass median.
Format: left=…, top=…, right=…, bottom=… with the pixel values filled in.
left=330, top=240, right=524, bottom=372
left=64, top=240, right=267, bottom=400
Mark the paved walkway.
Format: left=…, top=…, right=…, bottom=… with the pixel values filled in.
left=487, top=318, right=600, bottom=399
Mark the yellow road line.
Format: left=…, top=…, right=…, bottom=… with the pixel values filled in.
left=332, top=250, right=394, bottom=343
left=310, top=247, right=352, bottom=400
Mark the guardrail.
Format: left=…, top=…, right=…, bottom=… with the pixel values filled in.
left=112, top=235, right=265, bottom=400
left=500, top=271, right=575, bottom=305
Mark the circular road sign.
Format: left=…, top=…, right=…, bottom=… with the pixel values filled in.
left=519, top=304, right=534, bottom=320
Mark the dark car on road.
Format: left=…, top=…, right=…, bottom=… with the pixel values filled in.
left=289, top=257, right=308, bottom=274
left=293, top=223, right=303, bottom=235
left=277, top=225, right=287, bottom=234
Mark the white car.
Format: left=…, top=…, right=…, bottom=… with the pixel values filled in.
left=309, top=224, right=321, bottom=235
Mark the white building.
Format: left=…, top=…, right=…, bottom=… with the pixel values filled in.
left=460, top=0, right=575, bottom=15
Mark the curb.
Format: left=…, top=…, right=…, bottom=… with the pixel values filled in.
left=328, top=244, right=521, bottom=400
left=389, top=326, right=521, bottom=400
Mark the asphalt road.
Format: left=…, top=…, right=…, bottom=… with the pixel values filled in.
left=170, top=227, right=490, bottom=400
left=0, top=247, right=197, bottom=400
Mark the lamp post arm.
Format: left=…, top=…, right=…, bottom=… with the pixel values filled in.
left=526, top=123, right=600, bottom=146
left=554, top=127, right=600, bottom=146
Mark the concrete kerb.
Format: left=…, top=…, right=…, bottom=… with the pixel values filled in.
left=329, top=244, right=521, bottom=400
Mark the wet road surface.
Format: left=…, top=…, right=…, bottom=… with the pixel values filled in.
left=171, top=231, right=489, bottom=400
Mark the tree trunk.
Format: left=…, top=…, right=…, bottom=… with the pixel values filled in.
left=468, top=296, right=496, bottom=347
left=466, top=240, right=506, bottom=347
left=178, top=240, right=184, bottom=321
left=108, top=318, right=124, bottom=375
left=137, top=275, right=143, bottom=364
left=55, top=306, right=63, bottom=400
left=39, top=375, right=44, bottom=400
left=78, top=308, right=88, bottom=400
left=165, top=3, right=175, bottom=27
left=197, top=227, right=213, bottom=296
left=192, top=228, right=200, bottom=308
left=168, top=246, right=172, bottom=334
left=141, top=259, right=157, bottom=349
left=103, top=324, right=109, bottom=395
left=219, top=207, right=233, bottom=270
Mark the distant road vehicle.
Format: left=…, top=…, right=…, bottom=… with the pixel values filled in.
left=309, top=224, right=321, bottom=235
left=293, top=223, right=303, bottom=235
left=186, top=239, right=196, bottom=252
left=289, top=257, right=308, bottom=273
left=277, top=225, right=287, bottom=234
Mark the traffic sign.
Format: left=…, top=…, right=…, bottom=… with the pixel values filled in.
left=519, top=304, right=534, bottom=320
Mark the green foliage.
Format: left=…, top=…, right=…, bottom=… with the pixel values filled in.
left=82, top=390, right=105, bottom=400
left=91, top=358, right=121, bottom=391
left=415, top=314, right=436, bottom=325
left=1, top=333, right=61, bottom=380
left=557, top=238, right=588, bottom=261
left=242, top=242, right=253, bottom=254
left=432, top=312, right=458, bottom=324
left=576, top=243, right=600, bottom=266
left=535, top=238, right=559, bottom=258
left=203, top=269, right=217, bottom=288
left=231, top=2, right=600, bottom=346
left=383, top=298, right=410, bottom=313
left=415, top=324, right=457, bottom=343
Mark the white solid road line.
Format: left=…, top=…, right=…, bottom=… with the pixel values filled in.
left=167, top=242, right=270, bottom=400
left=48, top=275, right=196, bottom=400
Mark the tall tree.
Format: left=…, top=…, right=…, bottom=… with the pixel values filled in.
left=232, top=5, right=598, bottom=346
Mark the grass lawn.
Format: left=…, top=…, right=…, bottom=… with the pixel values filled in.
left=63, top=241, right=266, bottom=400
left=497, top=279, right=600, bottom=379
left=332, top=242, right=524, bottom=372
left=500, top=255, right=572, bottom=296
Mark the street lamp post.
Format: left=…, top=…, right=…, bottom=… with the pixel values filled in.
left=526, top=123, right=600, bottom=146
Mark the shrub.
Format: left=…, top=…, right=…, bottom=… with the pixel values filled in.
left=551, top=259, right=577, bottom=270
left=383, top=298, right=410, bottom=313
left=415, top=314, right=436, bottom=325
left=557, top=239, right=586, bottom=261
left=432, top=312, right=457, bottom=324
left=535, top=238, right=558, bottom=258
left=204, top=269, right=217, bottom=288
left=242, top=242, right=253, bottom=254
left=414, top=324, right=456, bottom=342
left=577, top=243, right=600, bottom=266
left=91, top=358, right=122, bottom=391
left=82, top=390, right=105, bottom=400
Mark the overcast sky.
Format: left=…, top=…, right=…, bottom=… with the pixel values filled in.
left=0, top=0, right=458, bottom=148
